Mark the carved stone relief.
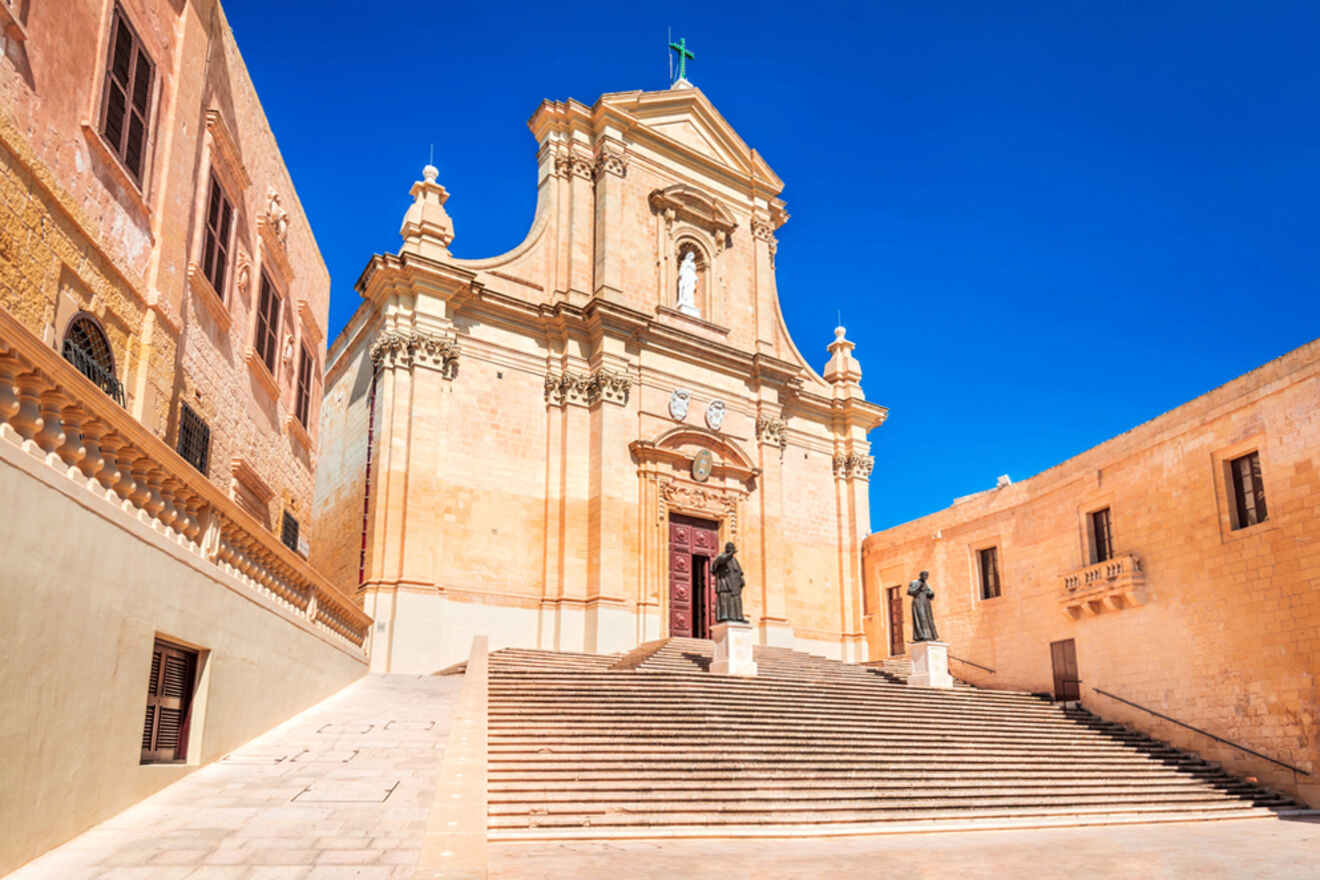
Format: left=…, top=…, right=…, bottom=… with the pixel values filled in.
left=669, top=389, right=691, bottom=421
left=705, top=400, right=726, bottom=431
left=369, top=329, right=460, bottom=378
left=756, top=415, right=786, bottom=448
left=658, top=479, right=739, bottom=540
left=832, top=453, right=875, bottom=479
left=544, top=367, right=631, bottom=407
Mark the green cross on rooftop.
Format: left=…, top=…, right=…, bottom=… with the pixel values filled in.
left=668, top=36, right=694, bottom=82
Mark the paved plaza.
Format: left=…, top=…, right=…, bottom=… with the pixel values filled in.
left=6, top=675, right=461, bottom=879
left=490, top=817, right=1320, bottom=880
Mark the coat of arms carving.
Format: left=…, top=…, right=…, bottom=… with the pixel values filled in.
left=669, top=389, right=691, bottom=421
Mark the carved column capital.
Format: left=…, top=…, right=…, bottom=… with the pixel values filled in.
left=593, top=147, right=628, bottom=180
left=544, top=366, right=632, bottom=407
left=369, top=329, right=460, bottom=379
left=755, top=415, right=787, bottom=449
left=832, top=453, right=875, bottom=480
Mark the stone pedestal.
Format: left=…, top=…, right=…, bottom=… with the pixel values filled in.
left=908, top=640, right=952, bottom=689
left=710, top=621, right=758, bottom=676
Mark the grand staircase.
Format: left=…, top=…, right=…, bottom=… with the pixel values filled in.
left=486, top=639, right=1305, bottom=839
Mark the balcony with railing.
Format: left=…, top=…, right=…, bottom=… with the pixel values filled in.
left=1060, top=552, right=1147, bottom=617
left=0, top=309, right=371, bottom=653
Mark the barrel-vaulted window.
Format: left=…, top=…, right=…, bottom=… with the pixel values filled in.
left=61, top=314, right=125, bottom=405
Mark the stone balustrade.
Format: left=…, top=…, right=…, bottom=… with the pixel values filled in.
left=1060, top=552, right=1147, bottom=617
left=0, top=310, right=371, bottom=653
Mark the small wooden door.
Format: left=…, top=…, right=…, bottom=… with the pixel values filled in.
left=887, top=586, right=904, bottom=656
left=1050, top=638, right=1080, bottom=701
left=668, top=514, right=719, bottom=638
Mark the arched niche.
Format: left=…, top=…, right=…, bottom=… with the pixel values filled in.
left=650, top=185, right=737, bottom=328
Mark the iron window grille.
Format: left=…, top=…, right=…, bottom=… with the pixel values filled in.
left=62, top=316, right=125, bottom=405
left=99, top=5, right=155, bottom=183
left=281, top=511, right=300, bottom=554
left=177, top=403, right=210, bottom=476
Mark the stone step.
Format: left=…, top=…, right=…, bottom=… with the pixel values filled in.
left=488, top=806, right=1292, bottom=839
left=487, top=801, right=1284, bottom=829
left=488, top=782, right=1266, bottom=801
left=488, top=766, right=1242, bottom=783
left=487, top=791, right=1292, bottom=816
left=488, top=756, right=1217, bottom=773
left=488, top=781, right=1262, bottom=799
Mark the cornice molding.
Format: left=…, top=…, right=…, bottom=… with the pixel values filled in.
left=649, top=184, right=737, bottom=238
left=204, top=109, right=252, bottom=192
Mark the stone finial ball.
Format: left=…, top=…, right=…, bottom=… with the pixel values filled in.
left=423, top=164, right=439, bottom=183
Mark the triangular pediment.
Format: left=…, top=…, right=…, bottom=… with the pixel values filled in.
left=597, top=87, right=782, bottom=192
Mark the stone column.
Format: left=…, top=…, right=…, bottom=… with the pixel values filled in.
left=755, top=413, right=793, bottom=647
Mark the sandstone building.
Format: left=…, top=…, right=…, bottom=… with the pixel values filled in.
left=862, top=338, right=1320, bottom=807
left=316, top=83, right=887, bottom=672
left=0, top=2, right=367, bottom=873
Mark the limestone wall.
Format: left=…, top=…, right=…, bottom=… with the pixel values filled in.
left=0, top=431, right=365, bottom=876
left=862, top=339, right=1320, bottom=806
left=0, top=0, right=330, bottom=556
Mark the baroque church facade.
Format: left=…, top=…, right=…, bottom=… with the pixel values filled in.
left=315, top=83, right=887, bottom=672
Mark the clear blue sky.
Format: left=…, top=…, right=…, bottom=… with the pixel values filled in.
left=226, top=1, right=1320, bottom=531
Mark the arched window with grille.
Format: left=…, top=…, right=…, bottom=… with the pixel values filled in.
left=62, top=314, right=125, bottom=405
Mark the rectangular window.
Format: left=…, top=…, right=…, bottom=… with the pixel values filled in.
left=141, top=639, right=197, bottom=764
left=281, top=511, right=299, bottom=553
left=978, top=547, right=1001, bottom=599
left=100, top=5, right=155, bottom=183
left=177, top=403, right=210, bottom=476
left=1229, top=451, right=1268, bottom=529
left=1089, top=507, right=1113, bottom=563
left=202, top=175, right=233, bottom=299
left=255, top=273, right=281, bottom=373
left=295, top=344, right=313, bottom=428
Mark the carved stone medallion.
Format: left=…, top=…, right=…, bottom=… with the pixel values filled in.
left=705, top=399, right=726, bottom=431
left=692, top=449, right=713, bottom=483
left=669, top=389, right=691, bottom=421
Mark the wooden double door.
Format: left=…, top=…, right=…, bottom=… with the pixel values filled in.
left=668, top=514, right=720, bottom=638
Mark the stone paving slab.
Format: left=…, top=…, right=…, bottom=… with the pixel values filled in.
left=6, top=675, right=462, bottom=880
left=489, top=816, right=1320, bottom=880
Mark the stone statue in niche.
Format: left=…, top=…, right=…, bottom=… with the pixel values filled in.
left=711, top=542, right=747, bottom=623
left=676, top=249, right=700, bottom=317
left=908, top=570, right=939, bottom=642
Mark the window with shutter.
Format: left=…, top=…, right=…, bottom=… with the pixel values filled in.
left=255, top=273, right=281, bottom=373
left=202, top=175, right=234, bottom=299
left=177, top=404, right=210, bottom=476
left=295, top=344, right=313, bottom=428
left=141, top=639, right=198, bottom=764
left=1089, top=508, right=1113, bottom=563
left=1229, top=451, right=1268, bottom=530
left=99, top=6, right=155, bottom=184
left=978, top=547, right=1001, bottom=600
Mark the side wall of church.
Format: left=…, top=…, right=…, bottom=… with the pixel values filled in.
left=312, top=305, right=376, bottom=592
left=862, top=339, right=1320, bottom=807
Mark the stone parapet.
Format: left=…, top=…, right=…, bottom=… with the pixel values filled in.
left=0, top=311, right=370, bottom=653
left=1060, top=553, right=1146, bottom=617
